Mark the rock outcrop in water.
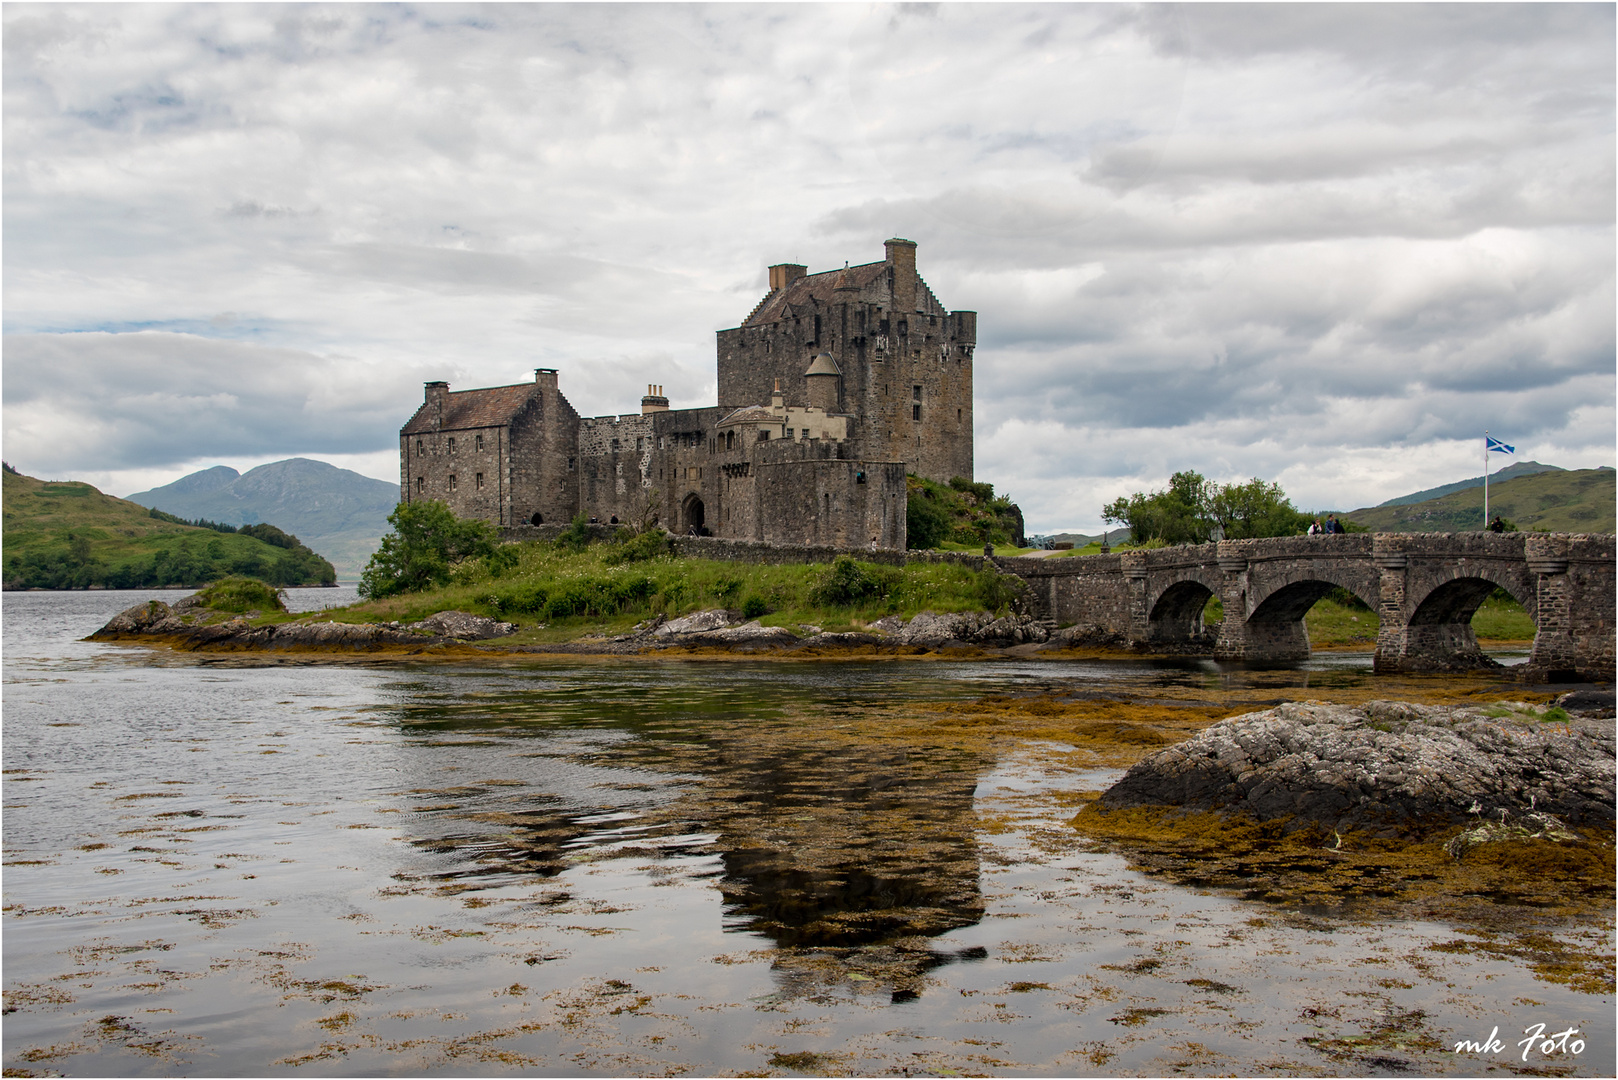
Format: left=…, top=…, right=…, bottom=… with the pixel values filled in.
left=1096, top=699, right=1616, bottom=835
left=91, top=600, right=514, bottom=650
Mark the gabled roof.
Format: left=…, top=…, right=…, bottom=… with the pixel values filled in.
left=400, top=383, right=538, bottom=435
left=743, top=260, right=888, bottom=326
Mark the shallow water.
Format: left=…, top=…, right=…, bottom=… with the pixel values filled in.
left=2, top=590, right=1610, bottom=1076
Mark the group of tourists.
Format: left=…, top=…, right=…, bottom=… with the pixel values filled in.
left=1307, top=515, right=1344, bottom=535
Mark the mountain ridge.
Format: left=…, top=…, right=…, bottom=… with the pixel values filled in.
left=127, top=458, right=398, bottom=580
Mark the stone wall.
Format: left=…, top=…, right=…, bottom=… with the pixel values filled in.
left=997, top=532, right=1616, bottom=681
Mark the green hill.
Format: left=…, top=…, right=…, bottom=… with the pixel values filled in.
left=126, top=458, right=398, bottom=581
left=1346, top=467, right=1614, bottom=534
left=3, top=464, right=335, bottom=590
left=1374, top=460, right=1567, bottom=507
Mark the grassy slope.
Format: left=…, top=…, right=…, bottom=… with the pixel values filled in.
left=267, top=540, right=1017, bottom=643
left=1345, top=467, right=1615, bottom=533
left=3, top=468, right=333, bottom=588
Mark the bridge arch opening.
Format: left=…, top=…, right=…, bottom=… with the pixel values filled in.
left=1404, top=576, right=1536, bottom=668
left=1241, top=579, right=1379, bottom=662
left=1147, top=580, right=1218, bottom=643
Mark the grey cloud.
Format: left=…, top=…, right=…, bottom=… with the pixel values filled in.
left=1, top=331, right=430, bottom=473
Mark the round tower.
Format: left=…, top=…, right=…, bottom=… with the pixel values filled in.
left=804, top=353, right=841, bottom=413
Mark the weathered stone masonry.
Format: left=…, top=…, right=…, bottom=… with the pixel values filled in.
left=401, top=239, right=975, bottom=548
left=1009, top=531, right=1616, bottom=681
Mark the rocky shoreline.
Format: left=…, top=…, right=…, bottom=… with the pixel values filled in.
left=88, top=598, right=1102, bottom=657
left=1094, top=697, right=1616, bottom=838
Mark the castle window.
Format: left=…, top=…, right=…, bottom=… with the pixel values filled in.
left=416, top=476, right=424, bottom=495
left=958, top=408, right=962, bottom=421
left=568, top=457, right=576, bottom=471
left=475, top=472, right=484, bottom=490
left=476, top=434, right=484, bottom=452
left=417, top=440, right=424, bottom=455
left=758, top=430, right=769, bottom=442
left=448, top=474, right=457, bottom=492
left=912, top=386, right=922, bottom=422
left=898, top=319, right=908, bottom=336
left=636, top=437, right=643, bottom=451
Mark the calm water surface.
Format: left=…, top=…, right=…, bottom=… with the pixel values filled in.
left=2, top=590, right=1608, bottom=1076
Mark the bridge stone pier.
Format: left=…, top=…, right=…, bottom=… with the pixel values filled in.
left=1001, top=533, right=1615, bottom=682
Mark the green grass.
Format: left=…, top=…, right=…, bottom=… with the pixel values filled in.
left=3, top=467, right=334, bottom=589
left=265, top=540, right=1023, bottom=643
left=937, top=540, right=1040, bottom=556
left=1198, top=593, right=1538, bottom=648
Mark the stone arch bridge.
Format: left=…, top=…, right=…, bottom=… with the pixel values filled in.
left=1002, top=532, right=1614, bottom=681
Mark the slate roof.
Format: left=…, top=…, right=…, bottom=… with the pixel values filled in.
left=742, top=261, right=888, bottom=326
left=400, top=383, right=538, bottom=435
left=805, top=352, right=842, bottom=377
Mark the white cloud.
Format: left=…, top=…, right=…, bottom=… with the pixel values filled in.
left=3, top=2, right=1612, bottom=531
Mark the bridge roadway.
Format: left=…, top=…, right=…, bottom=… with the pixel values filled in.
left=1001, top=532, right=1614, bottom=681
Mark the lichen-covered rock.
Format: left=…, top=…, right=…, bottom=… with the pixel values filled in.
left=1096, top=700, right=1616, bottom=835
left=874, top=610, right=1048, bottom=647
left=95, top=600, right=186, bottom=635
left=688, top=620, right=799, bottom=646
left=408, top=611, right=516, bottom=640
left=653, top=609, right=735, bottom=636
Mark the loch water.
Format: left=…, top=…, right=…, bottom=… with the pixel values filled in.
left=2, top=590, right=1611, bottom=1077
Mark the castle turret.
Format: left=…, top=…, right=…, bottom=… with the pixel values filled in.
left=804, top=352, right=841, bottom=413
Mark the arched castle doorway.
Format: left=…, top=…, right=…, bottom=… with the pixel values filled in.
left=682, top=494, right=706, bottom=535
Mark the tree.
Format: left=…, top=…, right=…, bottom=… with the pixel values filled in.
left=1206, top=478, right=1313, bottom=539
left=1102, top=471, right=1309, bottom=546
left=1103, top=471, right=1214, bottom=546
left=906, top=488, right=952, bottom=549
left=359, top=501, right=502, bottom=599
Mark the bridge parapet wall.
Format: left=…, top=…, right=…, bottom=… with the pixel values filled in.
left=1000, top=532, right=1614, bottom=681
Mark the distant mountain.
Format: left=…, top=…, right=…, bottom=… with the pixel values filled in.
left=3, top=465, right=334, bottom=589
left=1346, top=467, right=1614, bottom=534
left=1375, top=460, right=1566, bottom=507
left=127, top=458, right=398, bottom=580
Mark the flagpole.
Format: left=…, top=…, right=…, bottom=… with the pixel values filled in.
left=1483, top=430, right=1490, bottom=529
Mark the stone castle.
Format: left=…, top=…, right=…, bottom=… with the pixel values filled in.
left=400, top=239, right=976, bottom=547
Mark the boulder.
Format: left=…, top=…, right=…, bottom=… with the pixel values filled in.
left=688, top=620, right=799, bottom=646
left=653, top=609, right=734, bottom=636
left=408, top=610, right=516, bottom=640
left=96, top=600, right=186, bottom=635
left=874, top=610, right=1049, bottom=647
left=1096, top=700, right=1616, bottom=835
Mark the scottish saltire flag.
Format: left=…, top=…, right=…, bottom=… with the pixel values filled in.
left=1486, top=436, right=1514, bottom=455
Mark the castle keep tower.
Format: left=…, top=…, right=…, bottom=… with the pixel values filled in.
left=400, top=239, right=974, bottom=549
left=715, top=238, right=976, bottom=484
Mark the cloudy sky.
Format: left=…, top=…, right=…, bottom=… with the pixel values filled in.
left=5, top=3, right=1613, bottom=532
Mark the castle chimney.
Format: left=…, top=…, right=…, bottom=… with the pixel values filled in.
left=768, top=263, right=808, bottom=292
left=884, top=238, right=917, bottom=314
left=534, top=368, right=559, bottom=393
left=425, top=381, right=449, bottom=430
left=641, top=383, right=669, bottom=414
left=771, top=378, right=785, bottom=411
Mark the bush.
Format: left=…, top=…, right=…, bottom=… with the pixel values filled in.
left=556, top=514, right=593, bottom=554
left=975, top=570, right=1024, bottom=615
left=741, top=595, right=768, bottom=619
left=907, top=490, right=952, bottom=549
left=605, top=528, right=671, bottom=565
left=196, top=577, right=287, bottom=613
left=811, top=556, right=899, bottom=607
left=359, top=501, right=502, bottom=599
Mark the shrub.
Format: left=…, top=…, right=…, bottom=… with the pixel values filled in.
left=196, top=576, right=287, bottom=613
left=741, top=595, right=768, bottom=619
left=359, top=501, right=502, bottom=599
left=811, top=556, right=899, bottom=607
left=604, top=527, right=671, bottom=565
left=975, top=570, right=1024, bottom=615
left=906, top=490, right=952, bottom=549
left=556, top=514, right=593, bottom=554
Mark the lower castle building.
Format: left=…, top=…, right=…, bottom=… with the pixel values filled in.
left=399, top=239, right=976, bottom=549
